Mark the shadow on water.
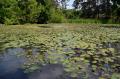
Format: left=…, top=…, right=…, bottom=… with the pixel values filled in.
left=72, top=42, right=120, bottom=78
left=38, top=25, right=52, bottom=28
left=102, top=42, right=120, bottom=52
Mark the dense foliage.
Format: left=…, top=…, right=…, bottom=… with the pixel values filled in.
left=0, top=0, right=65, bottom=24
left=0, top=24, right=120, bottom=78
left=0, top=0, right=120, bottom=24
left=73, top=0, right=120, bottom=21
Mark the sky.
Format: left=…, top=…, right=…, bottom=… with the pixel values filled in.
left=67, top=0, right=74, bottom=9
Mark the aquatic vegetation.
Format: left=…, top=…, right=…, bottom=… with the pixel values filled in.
left=0, top=24, right=120, bottom=78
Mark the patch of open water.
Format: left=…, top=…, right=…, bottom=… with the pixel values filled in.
left=0, top=48, right=71, bottom=79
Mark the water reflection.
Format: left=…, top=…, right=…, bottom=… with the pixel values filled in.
left=0, top=48, right=71, bottom=79
left=29, top=64, right=71, bottom=79
left=0, top=41, right=120, bottom=79
left=0, top=48, right=28, bottom=79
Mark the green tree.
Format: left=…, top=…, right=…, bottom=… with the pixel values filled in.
left=73, top=0, right=112, bottom=19
left=0, top=0, right=19, bottom=24
left=37, top=0, right=65, bottom=23
left=0, top=0, right=66, bottom=24
left=18, top=0, right=41, bottom=24
left=61, top=0, right=70, bottom=9
left=111, top=0, right=120, bottom=22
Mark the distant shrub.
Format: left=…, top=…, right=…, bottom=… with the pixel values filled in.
left=50, top=14, right=66, bottom=23
left=4, top=17, right=19, bottom=25
left=49, top=8, right=66, bottom=23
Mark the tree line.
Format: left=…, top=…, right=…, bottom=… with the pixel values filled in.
left=0, top=0, right=120, bottom=24
left=73, top=0, right=120, bottom=21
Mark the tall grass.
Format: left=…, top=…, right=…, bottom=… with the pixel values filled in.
left=68, top=18, right=118, bottom=24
